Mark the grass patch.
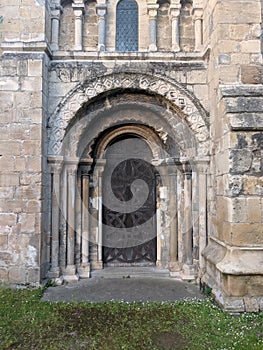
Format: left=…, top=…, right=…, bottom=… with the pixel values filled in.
left=0, top=287, right=262, bottom=349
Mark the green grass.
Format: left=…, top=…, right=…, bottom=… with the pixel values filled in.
left=0, top=287, right=262, bottom=350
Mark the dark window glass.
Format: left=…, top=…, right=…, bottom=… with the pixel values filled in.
left=116, top=0, right=138, bottom=52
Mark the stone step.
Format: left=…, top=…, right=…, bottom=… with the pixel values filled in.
left=91, top=266, right=170, bottom=279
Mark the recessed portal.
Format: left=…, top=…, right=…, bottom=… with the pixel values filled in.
left=102, top=136, right=157, bottom=266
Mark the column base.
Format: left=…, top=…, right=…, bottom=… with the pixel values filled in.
left=172, top=45, right=180, bottom=52
left=92, top=261, right=103, bottom=270
left=78, top=263, right=91, bottom=278
left=47, top=267, right=61, bottom=279
left=63, top=265, right=79, bottom=283
left=74, top=45, right=82, bottom=51
left=169, top=261, right=181, bottom=272
left=50, top=43, right=59, bottom=51
left=149, top=44, right=157, bottom=52
left=98, top=44, right=105, bottom=52
left=181, top=264, right=197, bottom=280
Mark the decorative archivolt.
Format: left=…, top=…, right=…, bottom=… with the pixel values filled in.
left=47, top=72, right=209, bottom=156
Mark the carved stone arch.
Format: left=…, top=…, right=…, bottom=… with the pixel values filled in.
left=47, top=72, right=209, bottom=157
left=63, top=97, right=194, bottom=160
left=87, top=124, right=165, bottom=161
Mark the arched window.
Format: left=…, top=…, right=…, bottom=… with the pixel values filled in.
left=116, top=0, right=138, bottom=52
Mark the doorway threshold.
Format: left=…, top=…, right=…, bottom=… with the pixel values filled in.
left=91, top=266, right=170, bottom=279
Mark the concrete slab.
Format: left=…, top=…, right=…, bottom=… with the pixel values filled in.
left=42, top=277, right=205, bottom=303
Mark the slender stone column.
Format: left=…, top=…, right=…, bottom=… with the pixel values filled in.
left=64, top=164, right=79, bottom=282
left=97, top=168, right=103, bottom=264
left=96, top=3, right=107, bottom=52
left=60, top=166, right=67, bottom=270
left=168, top=161, right=180, bottom=272
left=72, top=2, right=85, bottom=51
left=183, top=161, right=193, bottom=267
left=78, top=171, right=91, bottom=278
left=197, top=159, right=209, bottom=269
left=75, top=173, right=82, bottom=267
left=192, top=8, right=203, bottom=51
left=147, top=2, right=159, bottom=51
left=48, top=160, right=62, bottom=279
left=177, top=164, right=184, bottom=265
left=50, top=4, right=62, bottom=51
left=170, top=2, right=181, bottom=52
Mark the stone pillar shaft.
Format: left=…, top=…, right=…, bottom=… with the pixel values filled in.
left=147, top=4, right=159, bottom=51
left=50, top=5, right=62, bottom=51
left=98, top=171, right=103, bottom=263
left=197, top=160, right=209, bottom=269
left=67, top=169, right=76, bottom=267
left=96, top=4, right=107, bottom=52
left=82, top=174, right=90, bottom=265
left=170, top=3, right=181, bottom=52
left=72, top=3, right=85, bottom=51
left=183, top=163, right=193, bottom=266
left=193, top=8, right=203, bottom=51
left=169, top=169, right=178, bottom=263
left=48, top=162, right=62, bottom=278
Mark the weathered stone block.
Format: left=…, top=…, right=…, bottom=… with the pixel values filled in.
left=9, top=267, right=26, bottom=284
left=15, top=157, right=26, bottom=171
left=26, top=157, right=42, bottom=171
left=0, top=77, right=19, bottom=91
left=230, top=149, right=252, bottom=174
left=27, top=268, right=40, bottom=284
left=0, top=174, right=19, bottom=187
left=240, top=40, right=261, bottom=54
left=0, top=235, right=8, bottom=250
left=224, top=97, right=263, bottom=113
left=19, top=213, right=36, bottom=234
left=0, top=156, right=15, bottom=172
left=0, top=213, right=17, bottom=226
left=22, top=141, right=42, bottom=156
left=0, top=141, right=21, bottom=156
left=28, top=60, right=42, bottom=77
left=247, top=198, right=261, bottom=223
left=244, top=297, right=260, bottom=313
left=228, top=113, right=263, bottom=131
left=0, top=268, right=8, bottom=281
left=241, top=65, right=263, bottom=84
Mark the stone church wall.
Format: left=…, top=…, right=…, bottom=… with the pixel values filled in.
left=0, top=52, right=49, bottom=284
left=203, top=0, right=263, bottom=312
left=0, top=0, right=262, bottom=312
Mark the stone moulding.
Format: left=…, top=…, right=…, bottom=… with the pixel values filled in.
left=204, top=237, right=263, bottom=275
left=47, top=71, right=209, bottom=156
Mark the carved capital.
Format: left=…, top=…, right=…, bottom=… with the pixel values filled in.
left=96, top=3, right=107, bottom=17
left=192, top=8, right=203, bottom=21
left=169, top=3, right=181, bottom=18
left=147, top=4, right=159, bottom=19
left=48, top=156, right=63, bottom=173
left=72, top=2, right=85, bottom=16
left=51, top=4, right=63, bottom=18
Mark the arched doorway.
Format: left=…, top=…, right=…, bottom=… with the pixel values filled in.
left=47, top=77, right=210, bottom=282
left=102, top=135, right=157, bottom=266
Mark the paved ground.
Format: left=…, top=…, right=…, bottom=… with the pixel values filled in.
left=42, top=267, right=205, bottom=303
